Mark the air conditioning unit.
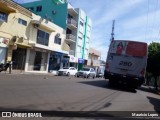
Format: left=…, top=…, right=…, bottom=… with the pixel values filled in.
left=33, top=23, right=40, bottom=28
left=18, top=37, right=24, bottom=43
left=11, top=36, right=17, bottom=42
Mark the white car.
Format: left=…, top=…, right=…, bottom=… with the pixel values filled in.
left=58, top=67, right=77, bottom=76
left=76, top=68, right=96, bottom=79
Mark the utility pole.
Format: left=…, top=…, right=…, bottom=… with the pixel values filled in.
left=110, top=20, right=115, bottom=41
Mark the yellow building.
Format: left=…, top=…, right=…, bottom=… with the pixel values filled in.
left=0, top=0, right=69, bottom=73
left=0, top=0, right=32, bottom=69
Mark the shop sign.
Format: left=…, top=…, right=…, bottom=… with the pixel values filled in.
left=51, top=52, right=63, bottom=56
left=75, top=57, right=78, bottom=63
left=0, top=37, right=9, bottom=47
left=69, top=55, right=78, bottom=63
left=78, top=58, right=84, bottom=63
left=69, top=55, right=75, bottom=62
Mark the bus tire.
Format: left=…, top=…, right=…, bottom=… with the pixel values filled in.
left=109, top=79, right=114, bottom=86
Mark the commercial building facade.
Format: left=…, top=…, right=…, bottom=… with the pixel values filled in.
left=0, top=0, right=33, bottom=70
left=86, top=48, right=101, bottom=73
left=22, top=0, right=92, bottom=70
left=0, top=0, right=69, bottom=73
left=25, top=13, right=69, bottom=73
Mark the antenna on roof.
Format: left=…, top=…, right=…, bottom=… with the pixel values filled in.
left=110, top=20, right=115, bottom=41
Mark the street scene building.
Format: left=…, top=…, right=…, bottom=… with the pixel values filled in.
left=0, top=0, right=33, bottom=69
left=0, top=0, right=69, bottom=73
left=86, top=48, right=101, bottom=73
left=0, top=0, right=95, bottom=74
left=0, top=0, right=160, bottom=119
left=22, top=0, right=92, bottom=70
left=25, top=13, right=69, bottom=73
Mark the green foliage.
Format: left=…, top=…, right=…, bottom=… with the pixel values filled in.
left=147, top=42, right=160, bottom=76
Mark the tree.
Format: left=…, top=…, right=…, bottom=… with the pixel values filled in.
left=146, top=42, right=160, bottom=90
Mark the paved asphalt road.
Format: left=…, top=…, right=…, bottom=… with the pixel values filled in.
left=0, top=73, right=160, bottom=119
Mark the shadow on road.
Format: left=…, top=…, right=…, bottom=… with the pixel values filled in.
left=78, top=79, right=137, bottom=93
left=147, top=96, right=160, bottom=113
left=138, top=86, right=160, bottom=95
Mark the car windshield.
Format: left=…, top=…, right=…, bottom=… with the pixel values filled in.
left=82, top=68, right=90, bottom=71
left=63, top=67, right=69, bottom=69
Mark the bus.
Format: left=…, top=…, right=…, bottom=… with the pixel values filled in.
left=104, top=40, right=148, bottom=89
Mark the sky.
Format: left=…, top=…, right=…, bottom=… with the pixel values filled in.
left=15, top=0, right=160, bottom=60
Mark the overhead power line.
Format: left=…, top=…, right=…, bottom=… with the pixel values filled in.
left=145, top=0, right=149, bottom=42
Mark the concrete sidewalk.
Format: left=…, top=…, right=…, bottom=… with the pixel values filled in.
left=142, top=85, right=160, bottom=95
left=0, top=70, right=55, bottom=76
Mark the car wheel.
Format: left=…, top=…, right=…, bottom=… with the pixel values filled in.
left=83, top=74, right=87, bottom=78
left=75, top=73, right=77, bottom=77
left=67, top=72, right=70, bottom=76
left=87, top=74, right=90, bottom=78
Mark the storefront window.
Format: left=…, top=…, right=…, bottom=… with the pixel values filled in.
left=0, top=47, right=6, bottom=64
left=12, top=48, right=26, bottom=70
left=28, top=50, right=48, bottom=71
left=49, top=52, right=62, bottom=71
left=33, top=51, right=42, bottom=71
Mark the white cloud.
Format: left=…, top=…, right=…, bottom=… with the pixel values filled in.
left=122, top=9, right=160, bottom=29
left=115, top=8, right=160, bottom=43
left=94, top=0, right=145, bottom=27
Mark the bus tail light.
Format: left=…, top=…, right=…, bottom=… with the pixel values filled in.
left=106, top=62, right=109, bottom=68
left=140, top=68, right=145, bottom=76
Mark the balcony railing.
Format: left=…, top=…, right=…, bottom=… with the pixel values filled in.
left=69, top=50, right=75, bottom=55
left=67, top=18, right=77, bottom=28
left=66, top=34, right=76, bottom=42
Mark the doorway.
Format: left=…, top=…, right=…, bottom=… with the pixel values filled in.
left=12, top=48, right=26, bottom=70
left=33, top=51, right=42, bottom=71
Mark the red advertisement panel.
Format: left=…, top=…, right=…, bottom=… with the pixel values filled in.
left=126, top=42, right=147, bottom=57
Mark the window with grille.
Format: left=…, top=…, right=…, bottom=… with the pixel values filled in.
left=18, top=18, right=27, bottom=26
left=54, top=36, right=61, bottom=45
left=37, top=29, right=49, bottom=46
left=36, top=6, right=42, bottom=12
left=0, top=11, right=8, bottom=22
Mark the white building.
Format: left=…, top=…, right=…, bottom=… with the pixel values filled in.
left=25, top=13, right=69, bottom=73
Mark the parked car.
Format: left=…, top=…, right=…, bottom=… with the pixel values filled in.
left=76, top=68, right=96, bottom=79
left=96, top=72, right=103, bottom=78
left=58, top=67, right=77, bottom=76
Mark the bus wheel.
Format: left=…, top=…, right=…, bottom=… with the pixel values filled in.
left=109, top=79, right=114, bottom=86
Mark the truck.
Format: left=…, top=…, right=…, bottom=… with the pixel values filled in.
left=104, top=40, right=148, bottom=89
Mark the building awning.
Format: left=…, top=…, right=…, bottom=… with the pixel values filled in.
left=16, top=43, right=32, bottom=48
left=34, top=44, right=69, bottom=54
left=0, top=3, right=16, bottom=13
left=31, top=20, right=56, bottom=32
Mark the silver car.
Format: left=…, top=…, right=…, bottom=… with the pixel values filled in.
left=76, top=68, right=96, bottom=79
